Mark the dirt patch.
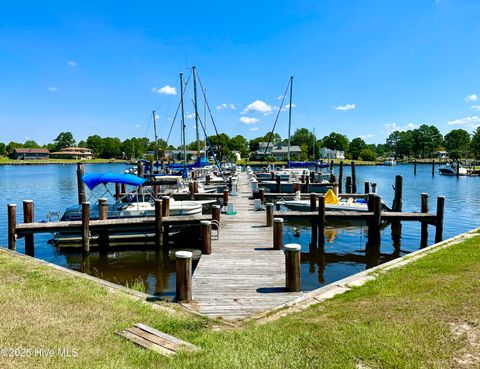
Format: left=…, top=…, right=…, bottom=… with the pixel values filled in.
left=449, top=321, right=480, bottom=368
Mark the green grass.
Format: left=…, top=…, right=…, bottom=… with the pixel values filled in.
left=0, top=235, right=479, bottom=368
left=0, top=157, right=126, bottom=164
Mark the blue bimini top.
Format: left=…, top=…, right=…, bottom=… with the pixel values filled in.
left=82, top=173, right=147, bottom=190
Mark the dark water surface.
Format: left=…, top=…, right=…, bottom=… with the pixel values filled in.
left=0, top=163, right=479, bottom=295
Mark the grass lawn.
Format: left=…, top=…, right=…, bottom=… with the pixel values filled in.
left=0, top=234, right=479, bottom=369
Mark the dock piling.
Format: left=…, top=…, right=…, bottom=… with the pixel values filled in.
left=351, top=161, right=357, bottom=193
left=414, top=159, right=417, bottom=175
left=23, top=200, right=34, bottom=255
left=259, top=188, right=265, bottom=205
left=420, top=193, right=429, bottom=248
left=273, top=218, right=284, bottom=250
left=346, top=176, right=352, bottom=194
left=98, top=198, right=109, bottom=248
left=285, top=243, right=301, bottom=292
left=8, top=204, right=16, bottom=250
left=175, top=251, right=193, bottom=303
left=223, top=189, right=229, bottom=207
left=212, top=205, right=221, bottom=223
left=435, top=196, right=445, bottom=243
left=275, top=175, right=281, bottom=193
left=115, top=183, right=121, bottom=200
left=371, top=182, right=377, bottom=194
left=432, top=160, right=435, bottom=176
left=81, top=202, right=90, bottom=253
left=266, top=203, right=274, bottom=227
left=310, top=193, right=317, bottom=211
left=338, top=161, right=344, bottom=194
left=137, top=161, right=144, bottom=178
left=318, top=195, right=325, bottom=239
left=161, top=196, right=170, bottom=245
left=154, top=199, right=163, bottom=248
left=333, top=182, right=339, bottom=196
left=392, top=175, right=403, bottom=212
left=364, top=181, right=370, bottom=194
left=76, top=163, right=86, bottom=204
left=200, top=221, right=212, bottom=254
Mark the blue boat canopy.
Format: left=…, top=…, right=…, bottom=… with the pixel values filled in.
left=82, top=173, right=147, bottom=190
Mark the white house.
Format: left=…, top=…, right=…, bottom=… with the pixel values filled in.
left=320, top=147, right=345, bottom=160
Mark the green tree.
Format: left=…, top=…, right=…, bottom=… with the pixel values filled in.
left=229, top=135, right=249, bottom=158
left=359, top=148, right=377, bottom=161
left=411, top=125, right=443, bottom=158
left=0, top=142, right=6, bottom=156
left=53, top=132, right=75, bottom=151
left=100, top=137, right=122, bottom=158
left=444, top=129, right=470, bottom=157
left=291, top=128, right=316, bottom=158
left=349, top=137, right=367, bottom=160
left=386, top=130, right=413, bottom=158
left=86, top=135, right=104, bottom=157
left=6, top=141, right=23, bottom=155
left=23, top=140, right=40, bottom=148
left=249, top=133, right=282, bottom=152
left=320, top=132, right=349, bottom=152
left=208, top=133, right=231, bottom=161
left=470, top=127, right=480, bottom=159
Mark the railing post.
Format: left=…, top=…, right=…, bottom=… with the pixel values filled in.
left=285, top=243, right=301, bottom=292
left=266, top=203, right=274, bottom=227
left=200, top=221, right=212, bottom=254
left=154, top=199, right=163, bottom=248
left=175, top=251, right=192, bottom=303
left=435, top=196, right=445, bottom=243
left=8, top=204, right=16, bottom=250
left=23, top=200, right=34, bottom=256
left=273, top=218, right=284, bottom=250
left=82, top=202, right=90, bottom=253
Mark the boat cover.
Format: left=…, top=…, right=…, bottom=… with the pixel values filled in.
left=82, top=173, right=147, bottom=190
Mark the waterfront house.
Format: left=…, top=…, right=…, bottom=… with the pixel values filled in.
left=50, top=147, right=94, bottom=160
left=12, top=148, right=50, bottom=160
left=254, top=142, right=302, bottom=160
left=319, top=147, right=345, bottom=160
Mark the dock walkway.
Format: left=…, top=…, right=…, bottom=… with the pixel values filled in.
left=190, top=172, right=302, bottom=320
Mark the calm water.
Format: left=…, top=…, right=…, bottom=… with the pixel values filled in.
left=0, top=163, right=479, bottom=295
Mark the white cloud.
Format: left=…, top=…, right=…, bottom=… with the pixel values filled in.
left=239, top=116, right=259, bottom=125
left=154, top=114, right=160, bottom=120
left=471, top=105, right=480, bottom=111
left=277, top=95, right=284, bottom=100
left=335, top=103, right=356, bottom=111
left=384, top=122, right=419, bottom=133
left=216, top=103, right=236, bottom=111
left=67, top=60, right=77, bottom=67
left=152, top=85, right=177, bottom=95
left=447, top=115, right=480, bottom=129
left=250, top=127, right=259, bottom=131
left=186, top=112, right=196, bottom=119
left=242, top=100, right=272, bottom=115
left=359, top=134, right=375, bottom=139
left=281, top=103, right=297, bottom=112
left=464, top=94, right=478, bottom=102
left=47, top=86, right=58, bottom=92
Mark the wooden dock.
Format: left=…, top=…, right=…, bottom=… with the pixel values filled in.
left=188, top=172, right=302, bottom=320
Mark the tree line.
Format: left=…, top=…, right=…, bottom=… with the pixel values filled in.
left=2, top=125, right=480, bottom=160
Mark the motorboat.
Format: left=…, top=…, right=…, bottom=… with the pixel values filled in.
left=383, top=157, right=396, bottom=166
left=439, top=162, right=468, bottom=176
left=277, top=190, right=369, bottom=212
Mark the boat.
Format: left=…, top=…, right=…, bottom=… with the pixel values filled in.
left=383, top=157, right=396, bottom=166
left=439, top=162, right=468, bottom=176
left=276, top=190, right=370, bottom=212
left=60, top=173, right=203, bottom=221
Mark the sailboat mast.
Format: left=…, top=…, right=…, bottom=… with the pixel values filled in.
left=192, top=66, right=201, bottom=159
left=179, top=73, right=187, bottom=169
left=152, top=110, right=158, bottom=161
left=204, top=88, right=207, bottom=159
left=287, top=75, right=293, bottom=164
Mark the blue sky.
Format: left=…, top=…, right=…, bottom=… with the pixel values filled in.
left=1, top=0, right=479, bottom=146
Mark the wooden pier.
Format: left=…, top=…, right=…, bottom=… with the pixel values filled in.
left=188, top=172, right=303, bottom=320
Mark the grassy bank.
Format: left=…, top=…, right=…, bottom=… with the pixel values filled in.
left=0, top=233, right=479, bottom=368
left=0, top=158, right=127, bottom=165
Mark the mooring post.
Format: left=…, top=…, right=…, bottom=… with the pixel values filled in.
left=351, top=161, right=357, bottom=193
left=364, top=181, right=370, bottom=194
left=121, top=183, right=126, bottom=197
left=98, top=198, right=109, bottom=249
left=435, top=196, right=445, bottom=243
left=329, top=173, right=336, bottom=184
left=456, top=160, right=460, bottom=177
left=223, top=189, right=229, bottom=207
left=318, top=195, right=325, bottom=240
left=175, top=251, right=192, bottom=303
left=371, top=182, right=377, bottom=194
left=206, top=173, right=211, bottom=184
left=414, top=159, right=417, bottom=175
left=154, top=199, right=163, bottom=248
left=276, top=175, right=281, bottom=193
left=23, top=200, right=34, bottom=255
left=273, top=218, right=284, bottom=250
left=137, top=161, right=144, bottom=178
left=82, top=202, right=90, bottom=253
left=212, top=204, right=221, bottom=223
left=76, top=163, right=86, bottom=204
left=8, top=204, right=16, bottom=251
left=271, top=171, right=275, bottom=180
left=392, top=175, right=403, bottom=212
left=333, top=182, right=339, bottom=197
left=310, top=193, right=317, bottom=211
left=200, top=221, right=212, bottom=255
left=266, top=203, right=274, bottom=227
left=310, top=171, right=314, bottom=183
left=149, top=160, right=154, bottom=176
left=259, top=188, right=265, bottom=205
left=330, top=160, right=334, bottom=173
left=115, top=183, right=121, bottom=200
left=305, top=175, right=310, bottom=193
left=292, top=182, right=300, bottom=193
left=152, top=185, right=159, bottom=200
left=420, top=193, right=429, bottom=248
left=285, top=243, right=301, bottom=292
left=432, top=159, right=435, bottom=176
left=193, top=180, right=199, bottom=195
left=161, top=196, right=170, bottom=245
left=161, top=196, right=170, bottom=217
left=338, top=161, right=344, bottom=193
left=346, top=176, right=352, bottom=194
left=188, top=181, right=195, bottom=200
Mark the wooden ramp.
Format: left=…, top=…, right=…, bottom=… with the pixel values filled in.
left=189, top=172, right=302, bottom=320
